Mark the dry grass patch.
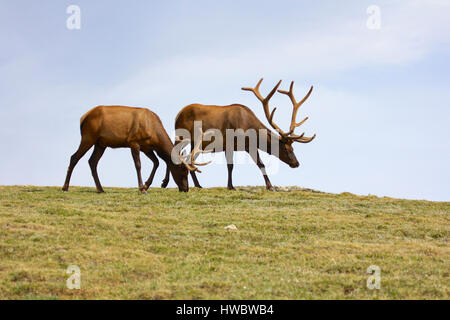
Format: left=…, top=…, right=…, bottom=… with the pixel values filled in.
left=0, top=185, right=448, bottom=299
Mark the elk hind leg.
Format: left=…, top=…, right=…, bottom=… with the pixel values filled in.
left=88, top=144, right=106, bottom=193
left=62, top=138, right=95, bottom=191
left=190, top=171, right=202, bottom=188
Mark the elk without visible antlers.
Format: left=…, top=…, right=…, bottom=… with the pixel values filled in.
left=62, top=106, right=208, bottom=193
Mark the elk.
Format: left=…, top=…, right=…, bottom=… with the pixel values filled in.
left=161, top=78, right=316, bottom=190
left=62, top=105, right=208, bottom=193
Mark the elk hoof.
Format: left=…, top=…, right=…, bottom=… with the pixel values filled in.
left=161, top=180, right=168, bottom=188
left=97, top=189, right=105, bottom=193
left=267, top=186, right=274, bottom=191
left=227, top=186, right=236, bottom=191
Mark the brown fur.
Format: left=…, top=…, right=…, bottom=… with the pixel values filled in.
left=62, top=106, right=189, bottom=193
left=162, top=103, right=300, bottom=191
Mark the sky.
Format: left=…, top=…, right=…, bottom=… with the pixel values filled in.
left=0, top=0, right=449, bottom=201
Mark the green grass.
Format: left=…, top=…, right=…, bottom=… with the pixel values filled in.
left=0, top=185, right=448, bottom=299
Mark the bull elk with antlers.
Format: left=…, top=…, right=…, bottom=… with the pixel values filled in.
left=161, top=78, right=316, bottom=190
left=62, top=106, right=208, bottom=193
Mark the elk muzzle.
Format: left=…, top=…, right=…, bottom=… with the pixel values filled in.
left=290, top=160, right=300, bottom=168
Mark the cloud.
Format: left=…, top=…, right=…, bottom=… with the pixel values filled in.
left=104, top=1, right=450, bottom=103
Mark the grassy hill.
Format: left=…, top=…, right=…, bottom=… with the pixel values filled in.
left=0, top=185, right=448, bottom=299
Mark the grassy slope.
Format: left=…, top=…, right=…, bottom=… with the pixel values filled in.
left=0, top=185, right=448, bottom=300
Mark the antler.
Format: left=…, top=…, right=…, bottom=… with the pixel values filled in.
left=277, top=81, right=316, bottom=143
left=242, top=78, right=286, bottom=136
left=178, top=129, right=212, bottom=173
left=242, top=78, right=316, bottom=143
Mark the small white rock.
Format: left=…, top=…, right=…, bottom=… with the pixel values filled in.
left=224, top=224, right=238, bottom=230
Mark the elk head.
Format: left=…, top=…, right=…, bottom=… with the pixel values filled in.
left=171, top=129, right=212, bottom=192
left=242, top=78, right=316, bottom=168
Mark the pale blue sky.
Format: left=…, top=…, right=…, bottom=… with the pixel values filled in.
left=1, top=0, right=449, bottom=200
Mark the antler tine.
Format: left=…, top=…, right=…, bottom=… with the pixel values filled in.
left=176, top=138, right=195, bottom=171
left=293, top=133, right=316, bottom=143
left=241, top=78, right=264, bottom=102
left=277, top=81, right=296, bottom=104
left=264, top=79, right=282, bottom=103
left=242, top=78, right=286, bottom=136
left=298, top=85, right=314, bottom=107
left=278, top=82, right=314, bottom=132
left=179, top=129, right=212, bottom=173
left=276, top=81, right=315, bottom=141
left=278, top=82, right=299, bottom=127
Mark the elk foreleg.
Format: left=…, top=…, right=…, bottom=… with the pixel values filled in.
left=143, top=150, right=159, bottom=190
left=226, top=150, right=235, bottom=190
left=161, top=165, right=170, bottom=188
left=88, top=144, right=106, bottom=193
left=190, top=171, right=202, bottom=188
left=189, top=142, right=203, bottom=188
left=249, top=150, right=273, bottom=191
left=130, top=146, right=145, bottom=192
